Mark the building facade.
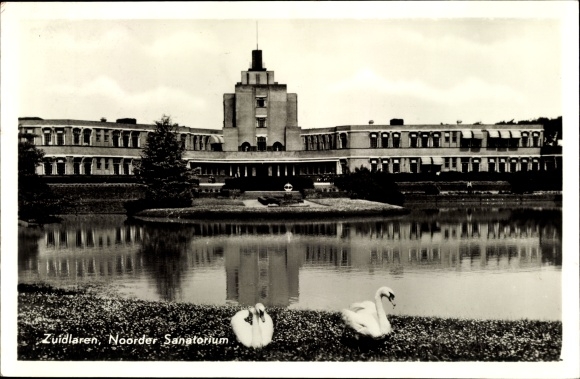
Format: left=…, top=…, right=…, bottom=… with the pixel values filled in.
left=19, top=49, right=558, bottom=181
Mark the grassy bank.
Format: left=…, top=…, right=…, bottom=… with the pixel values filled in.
left=135, top=198, right=410, bottom=221
left=17, top=284, right=561, bottom=362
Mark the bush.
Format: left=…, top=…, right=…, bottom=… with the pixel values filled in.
left=334, top=167, right=405, bottom=206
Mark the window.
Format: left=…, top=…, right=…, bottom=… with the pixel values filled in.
left=393, top=160, right=400, bottom=173
left=472, top=160, right=480, bottom=172
left=241, top=142, right=251, bottom=152
left=421, top=134, right=429, bottom=147
left=73, top=159, right=81, bottom=175
left=123, top=161, right=130, bottom=175
left=97, top=158, right=102, bottom=169
left=460, top=136, right=471, bottom=148
left=381, top=134, right=389, bottom=148
left=409, top=134, right=418, bottom=148
left=113, top=159, right=121, bottom=175
left=370, top=134, right=378, bottom=148
left=382, top=161, right=389, bottom=173
left=105, top=159, right=110, bottom=170
left=392, top=134, right=400, bottom=148
left=444, top=132, right=450, bottom=144
left=521, top=133, right=529, bottom=147
left=488, top=159, right=495, bottom=172
left=452, top=132, right=457, bottom=143
left=84, top=160, right=92, bottom=175
left=132, top=132, right=139, bottom=148
left=104, top=130, right=109, bottom=143
left=498, top=159, right=506, bottom=173
left=257, top=118, right=266, bottom=128
left=73, top=129, right=81, bottom=145
left=256, top=98, right=266, bottom=107
left=532, top=134, right=540, bottom=147
left=520, top=160, right=528, bottom=172
left=24, top=129, right=34, bottom=143
left=96, top=129, right=101, bottom=142
left=123, top=132, right=130, bottom=147
left=57, top=160, right=66, bottom=175
left=257, top=137, right=266, bottom=151
left=56, top=130, right=65, bottom=145
left=488, top=138, right=498, bottom=148
left=44, top=161, right=52, bottom=175
left=44, top=130, right=52, bottom=145
left=410, top=159, right=419, bottom=173
left=83, top=129, right=91, bottom=145
left=113, top=131, right=120, bottom=147
left=340, top=133, right=348, bottom=149
left=510, top=161, right=517, bottom=172
left=370, top=160, right=378, bottom=173
left=461, top=159, right=469, bottom=173
left=181, top=134, right=186, bottom=149
left=444, top=157, right=450, bottom=169
left=451, top=158, right=457, bottom=169
left=432, top=134, right=440, bottom=148
left=532, top=160, right=540, bottom=171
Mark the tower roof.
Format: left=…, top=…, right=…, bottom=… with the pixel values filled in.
left=249, top=49, right=266, bottom=71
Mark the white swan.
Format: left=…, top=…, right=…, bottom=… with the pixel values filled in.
left=341, top=286, right=396, bottom=339
left=255, top=303, right=274, bottom=346
left=231, top=303, right=273, bottom=348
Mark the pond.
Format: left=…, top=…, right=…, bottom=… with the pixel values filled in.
left=18, top=208, right=562, bottom=321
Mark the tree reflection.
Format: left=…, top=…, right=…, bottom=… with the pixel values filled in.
left=139, top=223, right=192, bottom=302
left=18, top=226, right=42, bottom=273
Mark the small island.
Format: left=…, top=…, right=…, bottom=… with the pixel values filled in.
left=135, top=198, right=410, bottom=222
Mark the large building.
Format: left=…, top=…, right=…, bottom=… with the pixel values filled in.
left=19, top=49, right=558, bottom=181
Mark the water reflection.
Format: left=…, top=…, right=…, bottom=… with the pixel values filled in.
left=18, top=209, right=562, bottom=320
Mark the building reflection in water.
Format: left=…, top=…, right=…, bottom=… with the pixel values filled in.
left=18, top=209, right=561, bottom=310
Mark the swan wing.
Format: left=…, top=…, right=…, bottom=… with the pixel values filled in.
left=259, top=313, right=274, bottom=346
left=341, top=308, right=381, bottom=338
left=231, top=309, right=253, bottom=347
left=349, top=301, right=376, bottom=314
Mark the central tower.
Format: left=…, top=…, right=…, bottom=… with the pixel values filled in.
left=222, top=49, right=301, bottom=152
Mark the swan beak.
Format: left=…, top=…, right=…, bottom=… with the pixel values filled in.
left=259, top=310, right=266, bottom=323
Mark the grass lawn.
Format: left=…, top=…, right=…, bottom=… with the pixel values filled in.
left=17, top=283, right=561, bottom=362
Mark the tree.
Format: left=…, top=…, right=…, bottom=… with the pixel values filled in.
left=334, top=166, right=405, bottom=206
left=18, top=132, right=63, bottom=222
left=134, top=115, right=197, bottom=208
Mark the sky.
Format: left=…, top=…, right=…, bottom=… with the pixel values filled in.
left=11, top=3, right=570, bottom=130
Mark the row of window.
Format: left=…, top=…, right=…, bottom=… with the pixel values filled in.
left=239, top=139, right=284, bottom=152
left=374, top=132, right=541, bottom=149
left=42, top=157, right=136, bottom=176
left=36, top=128, right=222, bottom=151
left=41, top=128, right=141, bottom=147
left=367, top=157, right=546, bottom=173
left=303, top=131, right=542, bottom=151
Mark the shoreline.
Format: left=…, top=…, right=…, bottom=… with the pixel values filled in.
left=17, top=283, right=562, bottom=362
left=134, top=198, right=411, bottom=221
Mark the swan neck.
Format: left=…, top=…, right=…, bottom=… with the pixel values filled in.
left=375, top=294, right=389, bottom=331
left=251, top=311, right=263, bottom=347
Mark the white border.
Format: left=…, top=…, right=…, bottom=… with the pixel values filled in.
left=2, top=2, right=578, bottom=378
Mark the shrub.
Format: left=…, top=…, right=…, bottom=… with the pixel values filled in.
left=334, top=167, right=405, bottom=206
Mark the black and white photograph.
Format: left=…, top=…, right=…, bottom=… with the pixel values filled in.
left=2, top=2, right=578, bottom=378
